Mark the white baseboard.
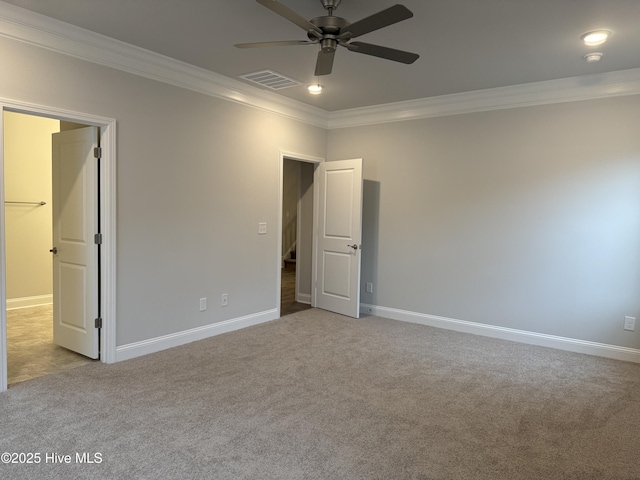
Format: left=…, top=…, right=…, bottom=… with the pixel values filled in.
left=115, top=309, right=279, bottom=362
left=6, top=294, right=53, bottom=310
left=361, top=304, right=640, bottom=364
left=296, top=293, right=311, bottom=305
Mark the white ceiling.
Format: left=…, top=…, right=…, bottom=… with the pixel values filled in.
left=2, top=0, right=640, bottom=112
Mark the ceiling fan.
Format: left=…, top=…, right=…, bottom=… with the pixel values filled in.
left=235, top=0, right=420, bottom=76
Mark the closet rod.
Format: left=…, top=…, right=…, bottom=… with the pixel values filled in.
left=5, top=201, right=46, bottom=206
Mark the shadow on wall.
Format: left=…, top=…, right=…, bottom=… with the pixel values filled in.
left=362, top=180, right=380, bottom=308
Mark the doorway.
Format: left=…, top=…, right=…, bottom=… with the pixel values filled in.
left=277, top=153, right=365, bottom=319
left=3, top=112, right=96, bottom=384
left=278, top=152, right=322, bottom=317
left=0, top=102, right=117, bottom=392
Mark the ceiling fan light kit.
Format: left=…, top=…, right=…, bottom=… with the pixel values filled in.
left=235, top=0, right=420, bottom=78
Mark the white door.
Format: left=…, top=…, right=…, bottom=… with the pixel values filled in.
left=314, top=159, right=363, bottom=318
left=51, top=127, right=99, bottom=359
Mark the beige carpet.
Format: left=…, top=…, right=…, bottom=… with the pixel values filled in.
left=1, top=308, right=639, bottom=479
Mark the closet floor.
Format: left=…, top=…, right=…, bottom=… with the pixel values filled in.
left=6, top=304, right=95, bottom=385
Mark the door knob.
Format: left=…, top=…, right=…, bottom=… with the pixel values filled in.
left=347, top=244, right=359, bottom=250
left=50, top=247, right=58, bottom=254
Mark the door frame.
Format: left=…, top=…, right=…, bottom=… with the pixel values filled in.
left=277, top=150, right=323, bottom=316
left=0, top=99, right=117, bottom=392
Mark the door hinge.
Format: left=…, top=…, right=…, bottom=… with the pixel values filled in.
left=95, top=317, right=103, bottom=329
left=94, top=233, right=103, bottom=245
left=94, top=147, right=102, bottom=159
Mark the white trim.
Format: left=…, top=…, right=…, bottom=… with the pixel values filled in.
left=115, top=309, right=279, bottom=362
left=0, top=1, right=328, bottom=129
left=329, top=69, right=640, bottom=128
left=295, top=172, right=302, bottom=299
left=6, top=294, right=53, bottom=310
left=281, top=151, right=326, bottom=164
left=0, top=100, right=117, bottom=392
left=296, top=293, right=312, bottom=305
left=361, top=304, right=640, bottom=364
left=99, top=112, right=118, bottom=365
left=2, top=2, right=640, bottom=131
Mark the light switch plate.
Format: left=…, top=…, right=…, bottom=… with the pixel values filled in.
left=624, top=316, right=636, bottom=331
left=258, top=222, right=267, bottom=235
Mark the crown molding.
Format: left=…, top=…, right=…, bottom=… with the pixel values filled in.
left=327, top=68, right=640, bottom=129
left=0, top=2, right=330, bottom=128
left=1, top=2, right=640, bottom=131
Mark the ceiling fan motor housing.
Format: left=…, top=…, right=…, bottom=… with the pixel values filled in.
left=321, top=0, right=342, bottom=11
left=308, top=15, right=350, bottom=52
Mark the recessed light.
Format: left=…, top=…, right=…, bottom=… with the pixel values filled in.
left=581, top=30, right=610, bottom=46
left=307, top=84, right=323, bottom=95
left=584, top=52, right=603, bottom=63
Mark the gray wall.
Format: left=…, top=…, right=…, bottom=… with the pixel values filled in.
left=0, top=36, right=326, bottom=346
left=3, top=32, right=639, bottom=353
left=282, top=159, right=300, bottom=258
left=298, top=161, right=315, bottom=299
left=328, top=96, right=640, bottom=349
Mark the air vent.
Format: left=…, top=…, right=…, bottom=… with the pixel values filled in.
left=240, top=70, right=301, bottom=90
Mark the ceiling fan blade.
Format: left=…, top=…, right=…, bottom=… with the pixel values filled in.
left=343, top=41, right=419, bottom=64
left=235, top=40, right=316, bottom=48
left=257, top=0, right=322, bottom=35
left=341, top=4, right=414, bottom=39
left=315, top=49, right=336, bottom=76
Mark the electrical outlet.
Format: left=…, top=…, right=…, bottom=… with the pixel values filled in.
left=221, top=293, right=228, bottom=307
left=624, top=316, right=636, bottom=331
left=199, top=298, right=207, bottom=311
left=366, top=282, right=373, bottom=293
